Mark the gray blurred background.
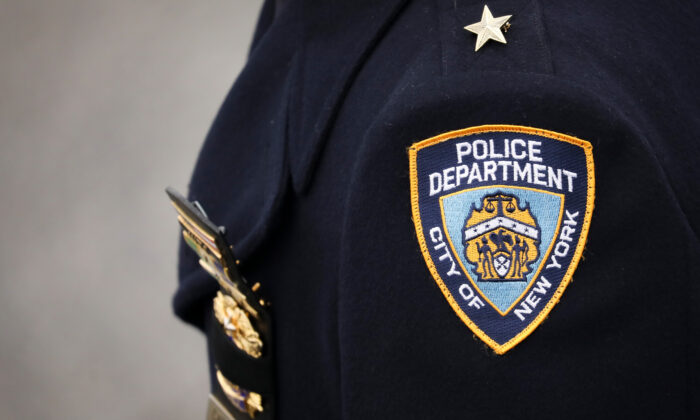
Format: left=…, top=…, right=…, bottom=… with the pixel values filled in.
left=0, top=1, right=260, bottom=418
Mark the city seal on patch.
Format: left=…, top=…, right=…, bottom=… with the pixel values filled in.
left=408, top=125, right=594, bottom=354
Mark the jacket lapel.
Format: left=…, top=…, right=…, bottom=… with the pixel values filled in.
left=288, top=0, right=409, bottom=193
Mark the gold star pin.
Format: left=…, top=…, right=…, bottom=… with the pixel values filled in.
left=464, top=5, right=512, bottom=52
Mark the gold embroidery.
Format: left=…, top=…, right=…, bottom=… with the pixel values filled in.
left=216, top=369, right=264, bottom=418
left=213, top=291, right=263, bottom=359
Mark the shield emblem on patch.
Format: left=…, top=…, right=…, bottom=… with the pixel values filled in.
left=409, top=125, right=594, bottom=354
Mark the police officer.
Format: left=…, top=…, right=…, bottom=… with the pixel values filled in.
left=172, top=0, right=700, bottom=418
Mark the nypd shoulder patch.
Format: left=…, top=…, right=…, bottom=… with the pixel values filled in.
left=409, top=125, right=594, bottom=354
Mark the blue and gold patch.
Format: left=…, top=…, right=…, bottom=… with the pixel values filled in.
left=409, top=125, right=594, bottom=354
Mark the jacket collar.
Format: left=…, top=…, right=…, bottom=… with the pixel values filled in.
left=288, top=0, right=410, bottom=193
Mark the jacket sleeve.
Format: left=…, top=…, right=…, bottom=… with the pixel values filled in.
left=330, top=1, right=699, bottom=417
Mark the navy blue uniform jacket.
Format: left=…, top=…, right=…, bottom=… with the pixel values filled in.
left=175, top=0, right=700, bottom=418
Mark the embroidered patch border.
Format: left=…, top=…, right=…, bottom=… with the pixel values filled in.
left=408, top=124, right=595, bottom=354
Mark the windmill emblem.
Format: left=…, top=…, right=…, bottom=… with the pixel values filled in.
left=463, top=193, right=540, bottom=282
